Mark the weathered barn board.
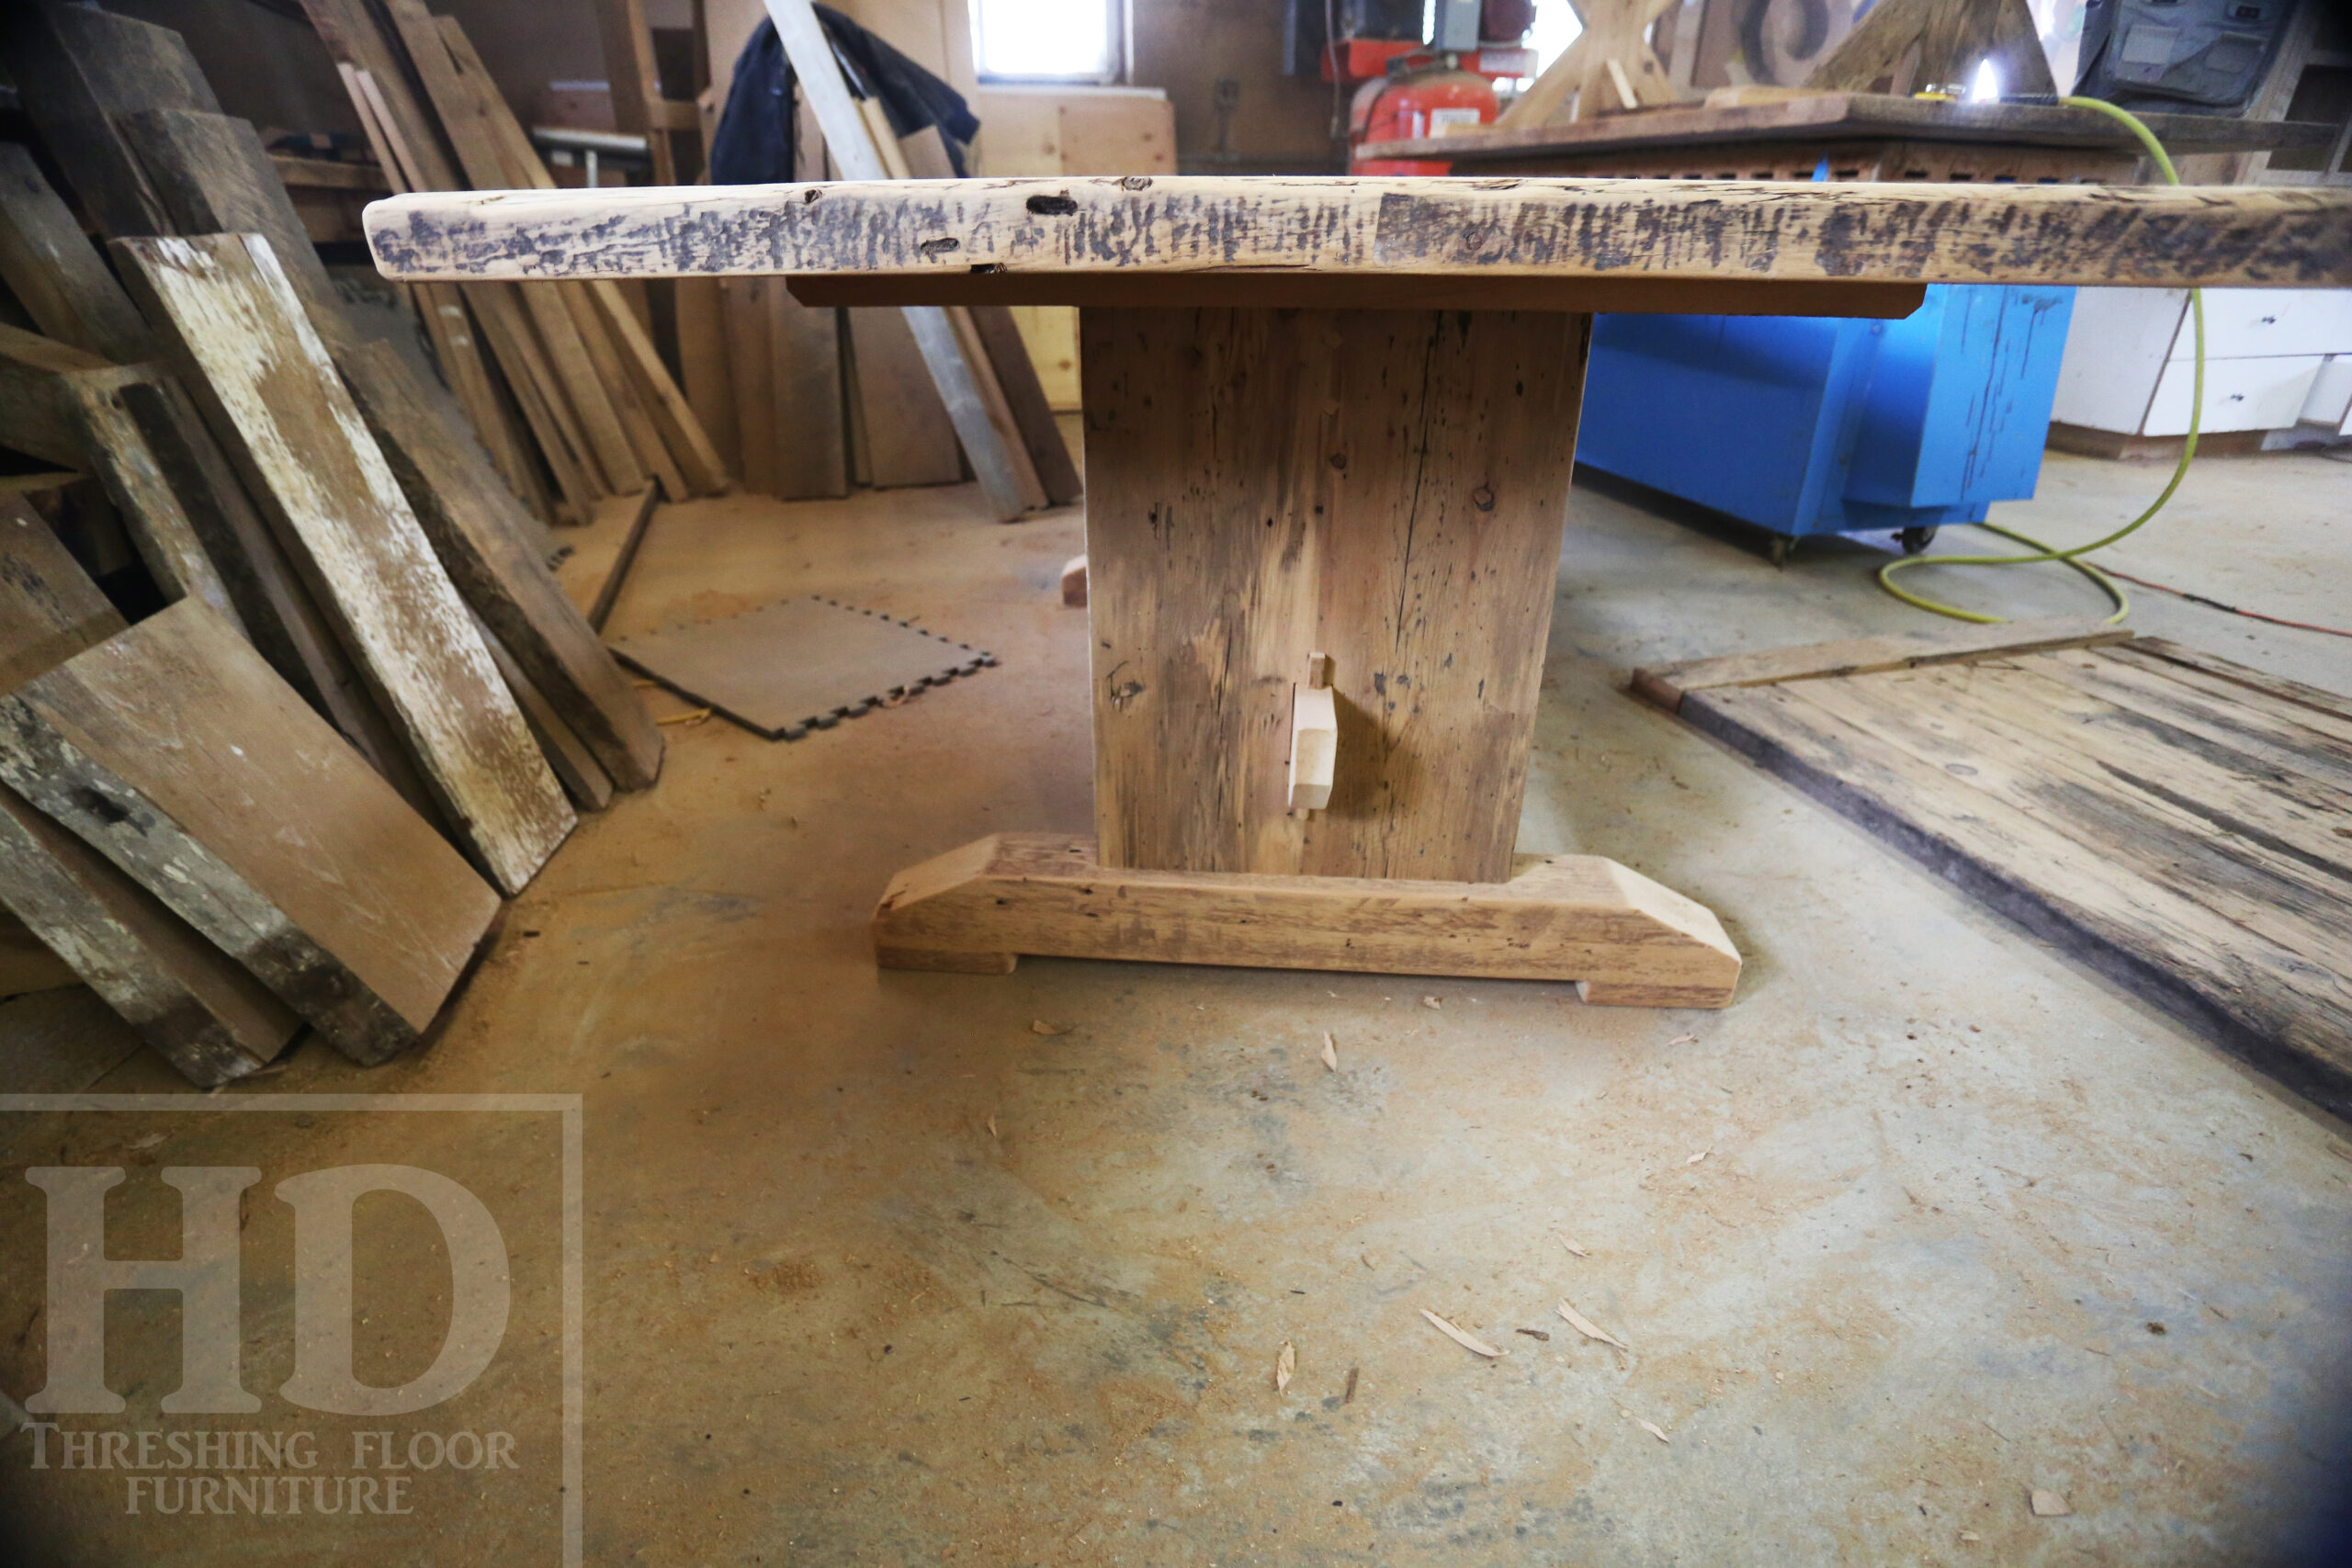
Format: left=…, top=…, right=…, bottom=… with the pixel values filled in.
left=0, top=788, right=300, bottom=1086
left=0, top=499, right=126, bottom=693
left=0, top=600, right=503, bottom=1065
left=118, top=108, right=346, bottom=329
left=337, top=335, right=662, bottom=791
left=91, top=370, right=413, bottom=788
left=0, top=322, right=108, bottom=466
left=1084, top=306, right=1587, bottom=883
left=117, top=232, right=573, bottom=895
left=0, top=3, right=215, bottom=238
left=365, top=177, right=2352, bottom=294
left=479, top=616, right=615, bottom=813
left=0, top=141, right=155, bottom=361
left=1640, top=633, right=2352, bottom=1111
left=0, top=328, right=245, bottom=635
left=51, top=367, right=246, bottom=632
left=0, top=506, right=299, bottom=1086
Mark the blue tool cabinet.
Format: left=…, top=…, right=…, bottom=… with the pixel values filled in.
left=1576, top=285, right=2076, bottom=547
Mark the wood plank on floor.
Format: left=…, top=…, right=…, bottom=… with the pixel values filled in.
left=1793, top=667, right=2348, bottom=977
left=1660, top=632, right=2352, bottom=1114
left=1631, top=615, right=2130, bottom=712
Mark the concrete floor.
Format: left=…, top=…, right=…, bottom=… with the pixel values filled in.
left=2, top=450, right=2348, bottom=1566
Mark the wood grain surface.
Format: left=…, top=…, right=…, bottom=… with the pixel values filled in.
left=0, top=787, right=299, bottom=1086
left=1084, top=306, right=1587, bottom=883
left=339, top=336, right=662, bottom=791
left=0, top=600, right=503, bottom=1063
left=0, top=513, right=298, bottom=1085
left=119, top=232, right=572, bottom=894
left=1673, top=638, right=2352, bottom=1111
left=0, top=141, right=155, bottom=360
left=1631, top=615, right=2132, bottom=712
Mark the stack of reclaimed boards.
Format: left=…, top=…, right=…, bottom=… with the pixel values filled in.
left=0, top=3, right=663, bottom=1087
left=295, top=0, right=729, bottom=525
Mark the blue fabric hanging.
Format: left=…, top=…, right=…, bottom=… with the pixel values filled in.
left=707, top=6, right=979, bottom=185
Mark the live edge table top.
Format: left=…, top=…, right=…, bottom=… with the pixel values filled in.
left=363, top=175, right=2352, bottom=318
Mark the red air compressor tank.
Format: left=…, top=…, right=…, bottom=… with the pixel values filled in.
left=1350, top=57, right=1498, bottom=175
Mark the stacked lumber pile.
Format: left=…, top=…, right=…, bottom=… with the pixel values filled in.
left=0, top=3, right=662, bottom=1088
left=300, top=0, right=727, bottom=525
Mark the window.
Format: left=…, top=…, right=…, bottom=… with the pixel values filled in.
left=972, top=0, right=1124, bottom=82
left=1511, top=0, right=1583, bottom=93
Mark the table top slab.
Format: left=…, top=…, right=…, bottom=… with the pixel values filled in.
left=365, top=176, right=2352, bottom=300
left=1359, top=94, right=2342, bottom=164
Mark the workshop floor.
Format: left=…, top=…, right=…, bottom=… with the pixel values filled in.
left=3, top=450, right=2348, bottom=1567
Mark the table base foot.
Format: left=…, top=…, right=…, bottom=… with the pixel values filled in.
left=872, top=833, right=1740, bottom=1008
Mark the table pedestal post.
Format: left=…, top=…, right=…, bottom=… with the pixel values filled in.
left=873, top=307, right=1741, bottom=1007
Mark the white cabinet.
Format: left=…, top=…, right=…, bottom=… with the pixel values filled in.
left=2143, top=355, right=2325, bottom=435
left=2052, top=288, right=2352, bottom=444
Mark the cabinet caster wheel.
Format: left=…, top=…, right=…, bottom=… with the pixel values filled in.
left=1767, top=536, right=1794, bottom=568
left=1898, top=525, right=1939, bottom=555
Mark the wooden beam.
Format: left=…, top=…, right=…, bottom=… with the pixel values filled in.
left=0, top=2, right=211, bottom=238
left=383, top=2, right=647, bottom=496
left=118, top=232, right=573, bottom=896
left=1494, top=0, right=1682, bottom=130
left=365, top=176, right=2352, bottom=294
left=0, top=497, right=127, bottom=692
left=0, top=787, right=300, bottom=1086
left=90, top=370, right=423, bottom=792
left=115, top=108, right=345, bottom=329
left=872, top=834, right=1742, bottom=1007
left=51, top=367, right=247, bottom=634
left=0, top=322, right=107, bottom=467
left=1805, top=0, right=2054, bottom=96
left=1085, top=306, right=1587, bottom=883
left=595, top=0, right=679, bottom=182
left=477, top=614, right=616, bottom=813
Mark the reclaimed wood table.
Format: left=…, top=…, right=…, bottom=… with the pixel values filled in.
left=1359, top=92, right=2341, bottom=184
left=365, top=176, right=2352, bottom=1008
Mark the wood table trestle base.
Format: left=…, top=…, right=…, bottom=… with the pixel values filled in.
left=873, top=834, right=1742, bottom=1008
left=873, top=301, right=1743, bottom=1006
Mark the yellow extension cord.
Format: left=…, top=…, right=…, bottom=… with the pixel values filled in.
left=1876, top=96, right=2205, bottom=625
